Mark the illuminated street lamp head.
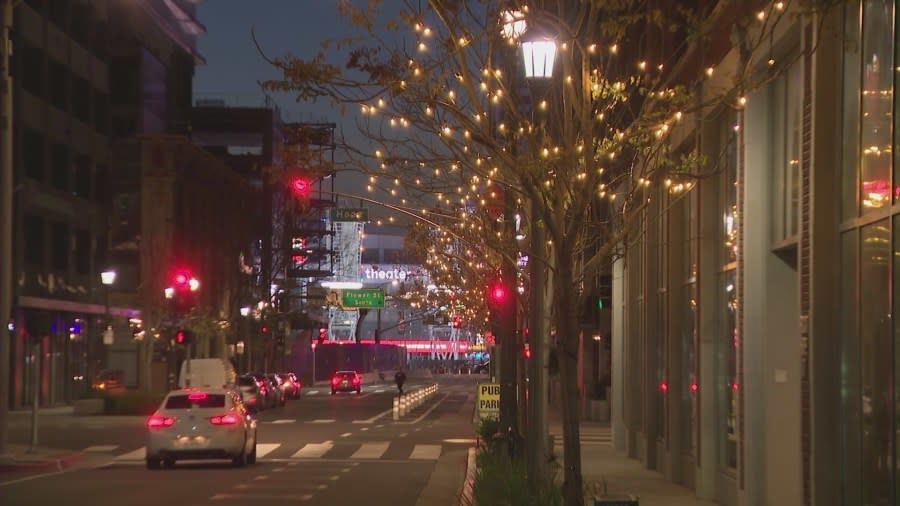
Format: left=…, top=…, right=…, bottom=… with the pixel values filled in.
left=100, top=270, right=117, bottom=286
left=164, top=287, right=175, bottom=299
left=240, top=306, right=251, bottom=317
left=522, top=39, right=557, bottom=79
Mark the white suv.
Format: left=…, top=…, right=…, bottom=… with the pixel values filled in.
left=145, top=387, right=257, bottom=469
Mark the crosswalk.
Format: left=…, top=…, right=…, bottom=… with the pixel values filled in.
left=550, top=426, right=612, bottom=446
left=92, top=440, right=452, bottom=464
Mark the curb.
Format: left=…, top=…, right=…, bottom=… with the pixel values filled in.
left=458, top=446, right=476, bottom=506
left=0, top=452, right=84, bottom=473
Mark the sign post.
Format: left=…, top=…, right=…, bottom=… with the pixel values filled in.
left=477, top=383, right=500, bottom=420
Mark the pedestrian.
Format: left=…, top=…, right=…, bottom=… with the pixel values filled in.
left=394, top=369, right=407, bottom=396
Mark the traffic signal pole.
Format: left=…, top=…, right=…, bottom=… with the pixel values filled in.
left=0, top=0, right=14, bottom=461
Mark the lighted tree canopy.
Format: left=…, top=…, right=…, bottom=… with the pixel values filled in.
left=259, top=1, right=843, bottom=504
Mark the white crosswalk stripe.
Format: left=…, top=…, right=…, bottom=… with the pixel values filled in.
left=350, top=442, right=389, bottom=459
left=255, top=443, right=281, bottom=458
left=104, top=439, right=448, bottom=463
left=292, top=442, right=333, bottom=458
left=84, top=445, right=118, bottom=453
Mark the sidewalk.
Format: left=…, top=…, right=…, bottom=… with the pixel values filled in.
left=549, top=414, right=717, bottom=506
left=0, top=443, right=86, bottom=474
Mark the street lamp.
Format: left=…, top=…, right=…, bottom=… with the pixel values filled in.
left=521, top=40, right=557, bottom=78
left=96, top=269, right=117, bottom=384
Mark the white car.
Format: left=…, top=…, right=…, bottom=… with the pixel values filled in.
left=145, top=387, right=257, bottom=469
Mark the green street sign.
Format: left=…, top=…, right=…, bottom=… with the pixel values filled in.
left=341, top=288, right=385, bottom=308
left=331, top=208, right=369, bottom=222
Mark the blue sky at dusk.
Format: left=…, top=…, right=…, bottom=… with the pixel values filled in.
left=193, top=1, right=350, bottom=123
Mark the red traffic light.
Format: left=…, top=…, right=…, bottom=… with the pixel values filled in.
left=261, top=325, right=269, bottom=334
left=487, top=280, right=508, bottom=306
left=290, top=177, right=312, bottom=197
left=175, top=329, right=188, bottom=345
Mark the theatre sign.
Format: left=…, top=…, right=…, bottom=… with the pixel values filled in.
left=360, top=264, right=429, bottom=284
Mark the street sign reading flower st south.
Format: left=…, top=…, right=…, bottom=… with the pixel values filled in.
left=340, top=288, right=385, bottom=308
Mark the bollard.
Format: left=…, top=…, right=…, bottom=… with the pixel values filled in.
left=393, top=397, right=399, bottom=420
left=400, top=395, right=407, bottom=416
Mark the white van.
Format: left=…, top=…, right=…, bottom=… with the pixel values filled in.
left=178, top=358, right=236, bottom=390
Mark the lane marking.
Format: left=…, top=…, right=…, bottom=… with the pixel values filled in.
left=409, top=444, right=442, bottom=460
left=255, top=443, right=281, bottom=458
left=307, top=390, right=319, bottom=395
left=398, top=432, right=408, bottom=438
left=340, top=432, right=352, bottom=438
left=254, top=475, right=270, bottom=481
left=308, top=419, right=336, bottom=424
left=352, top=407, right=393, bottom=424
left=113, top=447, right=146, bottom=461
left=84, top=445, right=118, bottom=452
left=292, top=442, right=334, bottom=459
left=360, top=427, right=369, bottom=431
left=269, top=419, right=295, bottom=424
left=397, top=393, right=451, bottom=424
left=350, top=442, right=389, bottom=459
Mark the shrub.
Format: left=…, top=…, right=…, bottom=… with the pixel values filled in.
left=471, top=448, right=562, bottom=506
left=476, top=416, right=500, bottom=446
left=103, top=391, right=165, bottom=415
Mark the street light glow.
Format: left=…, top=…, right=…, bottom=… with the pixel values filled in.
left=100, top=270, right=117, bottom=286
left=522, top=40, right=557, bottom=78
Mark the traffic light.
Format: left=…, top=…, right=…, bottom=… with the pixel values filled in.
left=260, top=325, right=269, bottom=335
left=175, top=329, right=191, bottom=345
left=486, top=279, right=509, bottom=308
left=290, top=176, right=312, bottom=198
left=166, top=269, right=200, bottom=315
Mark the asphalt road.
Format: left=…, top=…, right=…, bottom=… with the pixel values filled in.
left=0, top=374, right=482, bottom=506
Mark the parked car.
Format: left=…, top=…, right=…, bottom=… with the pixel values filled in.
left=236, top=375, right=265, bottom=413
left=266, top=374, right=288, bottom=407
left=331, top=371, right=362, bottom=395
left=249, top=373, right=282, bottom=409
left=277, top=373, right=302, bottom=399
left=91, top=369, right=125, bottom=395
left=145, top=387, right=257, bottom=469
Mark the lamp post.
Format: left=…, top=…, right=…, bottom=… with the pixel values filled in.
left=99, top=270, right=117, bottom=377
left=503, top=9, right=557, bottom=490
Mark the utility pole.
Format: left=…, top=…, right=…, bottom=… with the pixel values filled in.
left=0, top=0, right=15, bottom=461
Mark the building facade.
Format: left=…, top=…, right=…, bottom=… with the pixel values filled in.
left=9, top=0, right=205, bottom=402
left=612, top=2, right=897, bottom=505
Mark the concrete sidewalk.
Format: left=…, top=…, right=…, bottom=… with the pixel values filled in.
left=550, top=415, right=717, bottom=506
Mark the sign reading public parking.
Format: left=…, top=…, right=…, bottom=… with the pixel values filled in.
left=477, top=383, right=500, bottom=420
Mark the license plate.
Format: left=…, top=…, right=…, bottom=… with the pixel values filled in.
left=342, top=381, right=348, bottom=387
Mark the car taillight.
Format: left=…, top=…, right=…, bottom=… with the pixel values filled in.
left=209, top=413, right=241, bottom=425
left=188, top=392, right=207, bottom=401
left=260, top=386, right=267, bottom=395
left=332, top=377, right=340, bottom=385
left=352, top=377, right=360, bottom=384
left=147, top=415, right=176, bottom=429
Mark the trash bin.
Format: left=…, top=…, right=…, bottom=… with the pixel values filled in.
left=593, top=494, right=639, bottom=506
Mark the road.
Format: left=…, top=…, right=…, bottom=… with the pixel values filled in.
left=0, top=374, right=481, bottom=506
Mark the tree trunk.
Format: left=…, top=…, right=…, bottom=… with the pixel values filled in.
left=555, top=254, right=583, bottom=506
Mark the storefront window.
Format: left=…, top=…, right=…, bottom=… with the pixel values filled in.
left=859, top=0, right=894, bottom=212
left=680, top=193, right=697, bottom=455
left=841, top=229, right=861, bottom=504
left=717, top=110, right=739, bottom=470
left=718, top=270, right=737, bottom=469
left=859, top=221, right=891, bottom=504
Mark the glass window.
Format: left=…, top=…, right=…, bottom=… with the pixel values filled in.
left=718, top=269, right=738, bottom=469
left=23, top=215, right=44, bottom=267
left=680, top=193, right=697, bottom=455
left=164, top=394, right=226, bottom=409
left=74, top=230, right=90, bottom=275
left=50, top=222, right=68, bottom=272
left=50, top=143, right=68, bottom=192
left=721, top=113, right=739, bottom=266
left=50, top=61, right=67, bottom=111
left=772, top=60, right=803, bottom=242
left=841, top=229, right=862, bottom=504
left=859, top=0, right=894, bottom=213
left=859, top=220, right=892, bottom=504
left=23, top=129, right=45, bottom=182
left=655, top=192, right=667, bottom=441
left=74, top=155, right=91, bottom=199
left=842, top=2, right=862, bottom=220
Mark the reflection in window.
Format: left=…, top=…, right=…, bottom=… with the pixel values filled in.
left=859, top=0, right=894, bottom=211
left=860, top=221, right=891, bottom=504
left=718, top=270, right=738, bottom=469
left=722, top=113, right=739, bottom=265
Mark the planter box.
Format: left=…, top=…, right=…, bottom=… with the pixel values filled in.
left=73, top=398, right=104, bottom=415
left=593, top=494, right=639, bottom=506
